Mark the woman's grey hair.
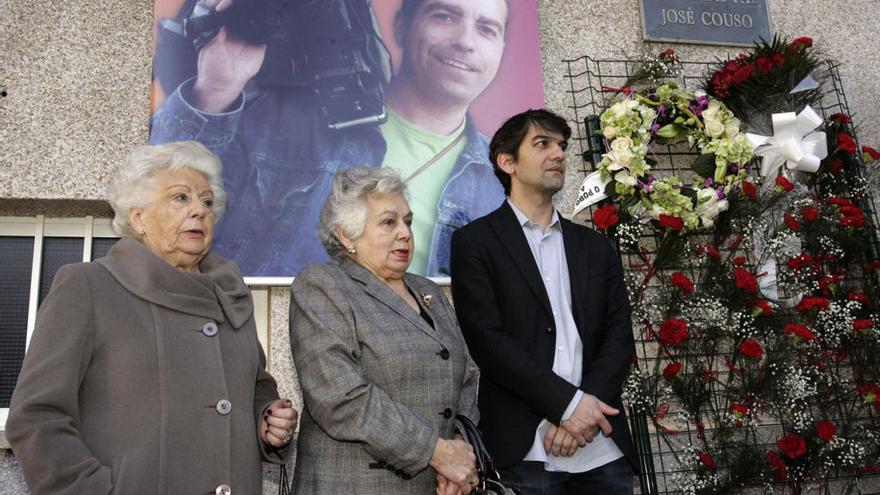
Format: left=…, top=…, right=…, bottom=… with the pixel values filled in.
left=107, top=141, right=226, bottom=237
left=319, top=167, right=408, bottom=259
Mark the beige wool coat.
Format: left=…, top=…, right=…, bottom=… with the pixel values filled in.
left=7, top=238, right=287, bottom=495
left=289, top=258, right=480, bottom=494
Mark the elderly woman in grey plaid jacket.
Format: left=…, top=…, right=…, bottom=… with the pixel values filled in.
left=289, top=166, right=480, bottom=494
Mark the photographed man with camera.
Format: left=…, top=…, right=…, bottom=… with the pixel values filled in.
left=150, top=0, right=508, bottom=277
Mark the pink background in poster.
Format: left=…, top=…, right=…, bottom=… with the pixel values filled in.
left=371, top=0, right=546, bottom=135
left=151, top=0, right=546, bottom=135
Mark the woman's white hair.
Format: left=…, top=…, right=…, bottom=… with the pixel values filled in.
left=319, top=167, right=408, bottom=259
left=107, top=141, right=226, bottom=237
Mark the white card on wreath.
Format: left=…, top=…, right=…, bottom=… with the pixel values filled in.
left=572, top=171, right=611, bottom=217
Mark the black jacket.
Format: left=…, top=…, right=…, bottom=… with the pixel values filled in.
left=450, top=202, right=637, bottom=469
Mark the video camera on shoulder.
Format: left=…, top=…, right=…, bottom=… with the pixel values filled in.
left=155, top=0, right=390, bottom=130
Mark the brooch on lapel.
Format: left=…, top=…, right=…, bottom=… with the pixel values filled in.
left=420, top=292, right=433, bottom=310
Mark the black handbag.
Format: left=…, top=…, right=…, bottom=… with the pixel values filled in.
left=455, top=415, right=518, bottom=495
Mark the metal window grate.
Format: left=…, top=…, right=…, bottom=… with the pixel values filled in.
left=0, top=238, right=35, bottom=408
left=39, top=238, right=89, bottom=306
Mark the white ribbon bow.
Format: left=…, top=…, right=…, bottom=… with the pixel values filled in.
left=746, top=106, right=828, bottom=177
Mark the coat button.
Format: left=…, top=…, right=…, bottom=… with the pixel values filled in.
left=439, top=349, right=450, bottom=360
left=215, top=399, right=232, bottom=415
left=202, top=321, right=218, bottom=337
left=215, top=484, right=231, bottom=495
left=546, top=327, right=554, bottom=333
left=442, top=408, right=453, bottom=419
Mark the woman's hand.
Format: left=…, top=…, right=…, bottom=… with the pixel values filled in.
left=436, top=473, right=465, bottom=495
left=429, top=438, right=477, bottom=494
left=259, top=399, right=298, bottom=448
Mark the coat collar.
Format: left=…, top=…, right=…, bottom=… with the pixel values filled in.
left=97, top=238, right=253, bottom=329
left=338, top=257, right=442, bottom=344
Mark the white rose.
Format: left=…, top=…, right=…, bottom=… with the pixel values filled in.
left=725, top=117, right=741, bottom=137
left=615, top=170, right=638, bottom=186
left=705, top=119, right=724, bottom=138
left=696, top=187, right=716, bottom=203
left=704, top=100, right=721, bottom=117
left=614, top=148, right=634, bottom=167
left=610, top=136, right=634, bottom=152
left=611, top=101, right=635, bottom=117
left=603, top=126, right=618, bottom=139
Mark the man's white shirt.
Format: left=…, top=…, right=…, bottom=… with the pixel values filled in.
left=508, top=201, right=624, bottom=473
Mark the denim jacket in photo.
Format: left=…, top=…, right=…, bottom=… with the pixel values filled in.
left=150, top=79, right=504, bottom=277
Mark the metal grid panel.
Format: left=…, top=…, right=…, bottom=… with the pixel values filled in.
left=563, top=56, right=880, bottom=494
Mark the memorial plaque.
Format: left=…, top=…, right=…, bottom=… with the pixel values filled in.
left=640, top=0, right=772, bottom=46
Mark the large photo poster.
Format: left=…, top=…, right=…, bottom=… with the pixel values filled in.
left=149, top=0, right=545, bottom=277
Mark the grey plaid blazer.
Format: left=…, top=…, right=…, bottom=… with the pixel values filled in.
left=289, top=258, right=479, bottom=494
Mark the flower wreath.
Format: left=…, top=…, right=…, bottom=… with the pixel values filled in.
left=597, top=83, right=753, bottom=232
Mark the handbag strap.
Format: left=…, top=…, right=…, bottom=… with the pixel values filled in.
left=277, top=464, right=291, bottom=495
left=455, top=415, right=502, bottom=490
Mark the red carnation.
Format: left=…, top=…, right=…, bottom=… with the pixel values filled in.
left=738, top=338, right=764, bottom=358
left=800, top=206, right=819, bottom=221
left=854, top=319, right=874, bottom=333
left=732, top=63, right=755, bottom=84
left=698, top=451, right=716, bottom=469
left=840, top=204, right=865, bottom=228
left=838, top=133, right=857, bottom=153
left=741, top=180, right=757, bottom=199
left=816, top=420, right=837, bottom=441
left=848, top=291, right=869, bottom=305
left=864, top=146, right=880, bottom=161
left=775, top=175, right=795, bottom=192
left=663, top=362, right=682, bottom=380
left=778, top=433, right=807, bottom=459
left=784, top=323, right=816, bottom=341
left=797, top=296, right=830, bottom=312
left=731, top=256, right=746, bottom=266
left=698, top=244, right=720, bottom=259
left=868, top=260, right=880, bottom=273
left=828, top=158, right=844, bottom=173
left=767, top=451, right=788, bottom=480
left=733, top=267, right=758, bottom=294
left=731, top=402, right=749, bottom=426
left=784, top=212, right=801, bottom=231
left=659, top=318, right=688, bottom=346
left=828, top=197, right=853, bottom=207
left=788, top=36, right=813, bottom=51
left=756, top=55, right=774, bottom=73
left=593, top=204, right=619, bottom=231
left=819, top=274, right=842, bottom=295
left=787, top=253, right=815, bottom=271
left=753, top=299, right=773, bottom=316
left=658, top=214, right=684, bottom=231
left=829, top=112, right=851, bottom=124
left=658, top=49, right=678, bottom=63
left=670, top=272, right=694, bottom=295
left=859, top=384, right=880, bottom=413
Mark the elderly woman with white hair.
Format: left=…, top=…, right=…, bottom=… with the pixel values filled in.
left=7, top=140, right=297, bottom=495
left=289, top=167, right=480, bottom=495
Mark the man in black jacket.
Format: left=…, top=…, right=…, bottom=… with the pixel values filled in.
left=450, top=109, right=637, bottom=493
